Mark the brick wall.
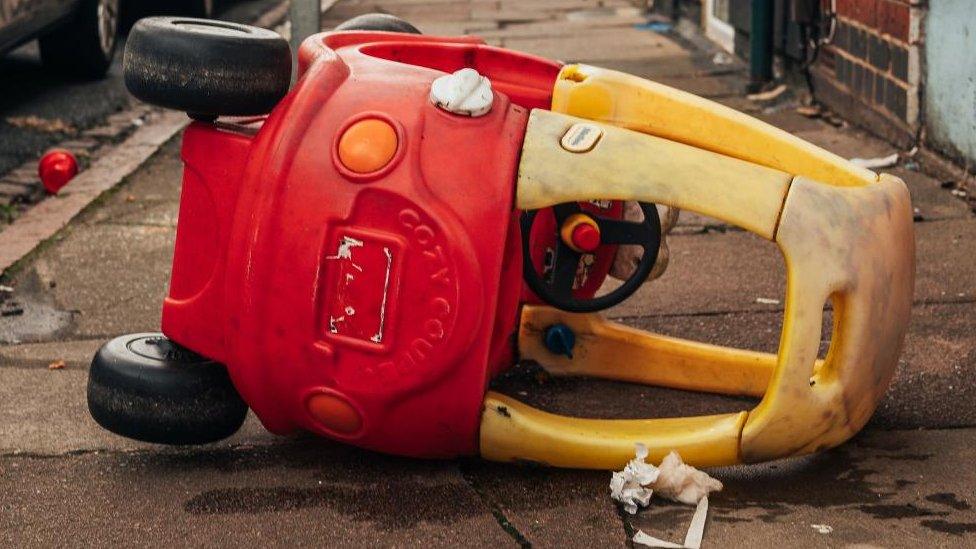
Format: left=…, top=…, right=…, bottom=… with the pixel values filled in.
left=817, top=0, right=922, bottom=129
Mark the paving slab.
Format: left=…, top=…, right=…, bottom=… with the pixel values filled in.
left=462, top=461, right=625, bottom=546
left=502, top=28, right=686, bottom=63
left=86, top=136, right=183, bottom=227
left=462, top=429, right=976, bottom=548
left=402, top=20, right=500, bottom=36
left=755, top=109, right=833, bottom=134
left=472, top=17, right=649, bottom=40
left=889, top=167, right=973, bottom=222
left=27, top=222, right=174, bottom=338
left=611, top=217, right=975, bottom=318
left=616, top=301, right=976, bottom=429
left=608, top=230, right=787, bottom=318
left=0, top=366, right=276, bottom=455
left=633, top=429, right=976, bottom=548
left=649, top=73, right=745, bottom=98
left=793, top=125, right=897, bottom=160
left=586, top=56, right=747, bottom=79
left=0, top=442, right=516, bottom=547
left=0, top=338, right=103, bottom=369
left=676, top=166, right=971, bottom=232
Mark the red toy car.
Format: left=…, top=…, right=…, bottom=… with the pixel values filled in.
left=89, top=14, right=913, bottom=469
left=92, top=14, right=647, bottom=457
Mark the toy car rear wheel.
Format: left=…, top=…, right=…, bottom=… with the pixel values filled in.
left=123, top=17, right=291, bottom=117
left=39, top=0, right=120, bottom=79
left=335, top=13, right=421, bottom=33
left=88, top=333, right=248, bottom=445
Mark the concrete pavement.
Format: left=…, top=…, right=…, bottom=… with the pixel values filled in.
left=2, top=0, right=975, bottom=546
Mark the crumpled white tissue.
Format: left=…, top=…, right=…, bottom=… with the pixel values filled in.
left=610, top=446, right=724, bottom=549
left=610, top=446, right=722, bottom=513
left=609, top=443, right=660, bottom=514
left=429, top=68, right=494, bottom=117
left=653, top=451, right=724, bottom=505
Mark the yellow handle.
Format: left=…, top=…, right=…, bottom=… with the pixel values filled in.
left=477, top=66, right=914, bottom=470
left=552, top=64, right=877, bottom=187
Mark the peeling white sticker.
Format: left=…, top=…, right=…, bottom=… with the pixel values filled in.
left=328, top=236, right=364, bottom=260
left=370, top=247, right=394, bottom=344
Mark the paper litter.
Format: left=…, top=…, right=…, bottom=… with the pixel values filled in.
left=610, top=446, right=723, bottom=549
left=653, top=451, right=724, bottom=505
left=849, top=153, right=899, bottom=169
left=633, top=497, right=710, bottom=549
left=811, top=524, right=833, bottom=534
left=746, top=84, right=787, bottom=102
left=610, top=444, right=660, bottom=514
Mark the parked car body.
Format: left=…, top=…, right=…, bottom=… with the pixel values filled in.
left=0, top=0, right=214, bottom=79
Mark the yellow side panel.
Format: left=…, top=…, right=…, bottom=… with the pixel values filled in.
left=552, top=64, right=877, bottom=188
left=519, top=305, right=775, bottom=398
left=480, top=393, right=748, bottom=469
left=517, top=110, right=792, bottom=240
left=741, top=174, right=914, bottom=461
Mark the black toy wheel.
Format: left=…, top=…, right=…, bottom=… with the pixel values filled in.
left=123, top=17, right=291, bottom=117
left=522, top=202, right=661, bottom=313
left=335, top=13, right=421, bottom=33
left=88, top=333, right=248, bottom=445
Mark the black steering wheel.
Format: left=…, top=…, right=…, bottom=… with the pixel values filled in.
left=521, top=201, right=661, bottom=312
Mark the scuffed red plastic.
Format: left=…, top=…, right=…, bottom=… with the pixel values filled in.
left=161, top=32, right=616, bottom=457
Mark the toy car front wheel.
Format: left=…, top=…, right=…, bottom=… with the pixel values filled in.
left=123, top=17, right=291, bottom=117
left=334, top=13, right=421, bottom=33
left=39, top=0, right=120, bottom=78
left=88, top=333, right=248, bottom=445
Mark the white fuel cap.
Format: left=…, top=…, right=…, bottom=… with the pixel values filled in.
left=429, top=68, right=493, bottom=117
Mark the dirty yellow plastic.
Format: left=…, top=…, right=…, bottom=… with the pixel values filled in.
left=518, top=306, right=778, bottom=398
left=478, top=109, right=914, bottom=469
left=481, top=393, right=748, bottom=469
left=516, top=111, right=792, bottom=240
left=741, top=173, right=914, bottom=462
left=551, top=64, right=877, bottom=187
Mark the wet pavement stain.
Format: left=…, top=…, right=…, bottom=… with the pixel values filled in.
left=874, top=453, right=933, bottom=461
left=920, top=519, right=976, bottom=536
left=183, top=481, right=484, bottom=529
left=925, top=492, right=972, bottom=511
left=857, top=503, right=948, bottom=520
left=710, top=447, right=883, bottom=524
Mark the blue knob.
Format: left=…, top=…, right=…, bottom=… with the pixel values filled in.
left=543, top=324, right=575, bottom=359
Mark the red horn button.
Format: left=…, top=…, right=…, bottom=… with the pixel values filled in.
left=560, top=213, right=601, bottom=253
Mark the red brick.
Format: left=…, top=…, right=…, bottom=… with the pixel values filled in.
left=879, top=0, right=910, bottom=42
left=853, top=0, right=878, bottom=28
left=836, top=0, right=855, bottom=18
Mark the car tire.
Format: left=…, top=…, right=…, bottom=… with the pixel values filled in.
left=123, top=17, right=291, bottom=117
left=39, top=0, right=120, bottom=79
left=334, top=13, right=421, bottom=33
left=88, top=333, right=249, bottom=445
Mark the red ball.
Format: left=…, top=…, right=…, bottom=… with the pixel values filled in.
left=38, top=149, right=78, bottom=195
